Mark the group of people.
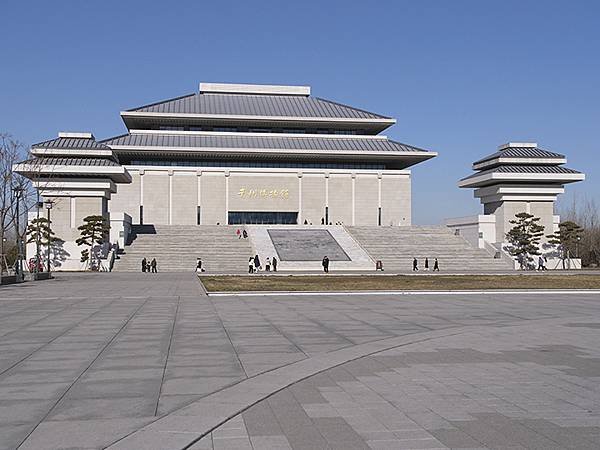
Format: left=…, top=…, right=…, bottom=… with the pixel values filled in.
left=249, top=254, right=278, bottom=273
left=141, top=257, right=158, bottom=273
left=412, top=257, right=439, bottom=271
left=235, top=229, right=248, bottom=239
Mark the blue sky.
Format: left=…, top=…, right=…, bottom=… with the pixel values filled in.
left=1, top=0, right=598, bottom=224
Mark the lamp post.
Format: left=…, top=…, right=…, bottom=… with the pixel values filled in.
left=44, top=200, right=54, bottom=274
left=13, top=186, right=25, bottom=282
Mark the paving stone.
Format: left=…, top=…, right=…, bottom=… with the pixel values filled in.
left=3, top=273, right=600, bottom=450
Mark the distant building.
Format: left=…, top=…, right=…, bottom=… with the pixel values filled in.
left=447, top=142, right=585, bottom=268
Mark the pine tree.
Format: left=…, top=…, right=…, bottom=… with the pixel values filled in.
left=76, top=215, right=110, bottom=271
left=26, top=217, right=62, bottom=271
left=546, top=220, right=583, bottom=269
left=505, top=212, right=545, bottom=269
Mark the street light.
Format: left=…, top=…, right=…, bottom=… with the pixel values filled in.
left=12, top=186, right=25, bottom=282
left=44, top=200, right=54, bottom=274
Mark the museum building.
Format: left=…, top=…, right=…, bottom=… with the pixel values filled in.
left=17, top=82, right=436, bottom=230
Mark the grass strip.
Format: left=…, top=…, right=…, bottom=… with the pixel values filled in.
left=200, top=274, right=600, bottom=292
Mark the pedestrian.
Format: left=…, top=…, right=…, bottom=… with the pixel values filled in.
left=321, top=217, right=324, bottom=225
left=424, top=257, right=429, bottom=271
left=254, top=254, right=261, bottom=272
left=322, top=255, right=330, bottom=273
left=538, top=256, right=547, bottom=271
left=248, top=257, right=254, bottom=274
left=236, top=228, right=241, bottom=239
left=272, top=256, right=278, bottom=272
left=242, top=229, right=248, bottom=239
left=146, top=258, right=151, bottom=273
left=266, top=257, right=271, bottom=272
left=196, top=258, right=205, bottom=273
left=141, top=257, right=147, bottom=273
left=412, top=257, right=418, bottom=271
left=433, top=258, right=439, bottom=272
left=151, top=258, right=157, bottom=273
left=304, top=219, right=308, bottom=225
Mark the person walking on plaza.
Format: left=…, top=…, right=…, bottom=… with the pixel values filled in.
left=242, top=229, right=248, bottom=239
left=236, top=228, right=241, bottom=239
left=141, top=257, right=147, bottom=273
left=433, top=258, right=439, bottom=271
left=254, top=254, right=261, bottom=272
left=151, top=258, right=157, bottom=273
left=272, top=256, right=278, bottom=272
left=412, top=257, right=419, bottom=271
left=322, top=256, right=330, bottom=273
left=197, top=258, right=205, bottom=274
left=424, top=257, right=429, bottom=271
left=265, top=257, right=271, bottom=272
left=248, top=257, right=254, bottom=274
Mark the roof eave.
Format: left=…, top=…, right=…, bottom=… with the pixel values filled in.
left=458, top=172, right=585, bottom=188
left=108, top=145, right=436, bottom=159
left=119, top=111, right=396, bottom=125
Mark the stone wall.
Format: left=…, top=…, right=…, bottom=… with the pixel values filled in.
left=108, top=168, right=412, bottom=226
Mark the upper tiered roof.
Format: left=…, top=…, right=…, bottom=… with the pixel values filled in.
left=120, top=83, right=396, bottom=133
left=460, top=142, right=583, bottom=188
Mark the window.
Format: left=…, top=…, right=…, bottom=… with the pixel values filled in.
left=228, top=211, right=298, bottom=225
left=127, top=159, right=387, bottom=170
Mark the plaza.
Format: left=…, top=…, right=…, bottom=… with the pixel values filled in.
left=1, top=273, right=599, bottom=449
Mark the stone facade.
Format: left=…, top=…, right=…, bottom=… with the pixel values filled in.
left=109, top=167, right=412, bottom=227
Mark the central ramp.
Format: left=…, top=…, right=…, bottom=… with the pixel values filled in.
left=248, top=225, right=374, bottom=271
left=267, top=229, right=350, bottom=261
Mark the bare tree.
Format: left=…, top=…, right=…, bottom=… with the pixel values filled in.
left=558, top=194, right=600, bottom=267
left=0, top=133, right=30, bottom=281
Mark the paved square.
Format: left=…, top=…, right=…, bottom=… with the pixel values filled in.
left=1, top=272, right=599, bottom=449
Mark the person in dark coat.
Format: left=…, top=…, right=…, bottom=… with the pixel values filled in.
left=433, top=258, right=439, bottom=272
left=272, top=256, right=278, bottom=272
left=412, top=257, right=419, bottom=271
left=254, top=254, right=261, bottom=272
left=151, top=258, right=157, bottom=273
left=141, top=257, right=147, bottom=273
left=424, top=257, right=429, bottom=271
left=322, top=256, right=330, bottom=273
left=248, top=257, right=254, bottom=274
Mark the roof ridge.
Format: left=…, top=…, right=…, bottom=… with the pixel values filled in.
left=126, top=93, right=196, bottom=112
left=313, top=96, right=392, bottom=120
left=387, top=138, right=432, bottom=153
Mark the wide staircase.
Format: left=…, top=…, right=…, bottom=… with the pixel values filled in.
left=113, top=225, right=253, bottom=273
left=346, top=226, right=513, bottom=272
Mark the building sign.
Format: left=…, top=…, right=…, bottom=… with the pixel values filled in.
left=238, top=188, right=290, bottom=199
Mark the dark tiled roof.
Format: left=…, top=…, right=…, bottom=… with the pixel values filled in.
left=31, top=137, right=111, bottom=150
left=473, top=146, right=565, bottom=165
left=461, top=164, right=582, bottom=182
left=101, top=133, right=430, bottom=153
left=493, top=165, right=580, bottom=174
left=21, top=157, right=120, bottom=167
left=126, top=93, right=391, bottom=120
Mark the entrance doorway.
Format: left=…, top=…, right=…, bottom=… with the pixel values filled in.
left=228, top=211, right=298, bottom=224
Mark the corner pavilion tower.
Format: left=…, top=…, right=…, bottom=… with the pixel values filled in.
left=15, top=82, right=437, bottom=270
left=450, top=142, right=584, bottom=248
